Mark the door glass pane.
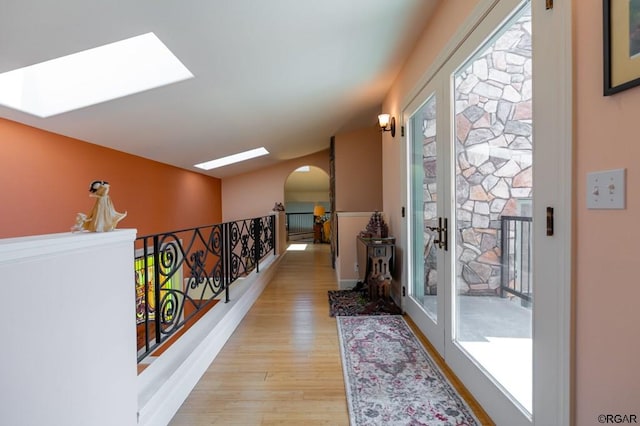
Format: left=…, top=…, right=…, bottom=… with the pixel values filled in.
left=410, top=94, right=438, bottom=321
left=453, top=3, right=532, bottom=413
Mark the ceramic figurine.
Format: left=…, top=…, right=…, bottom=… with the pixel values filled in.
left=72, top=180, right=127, bottom=232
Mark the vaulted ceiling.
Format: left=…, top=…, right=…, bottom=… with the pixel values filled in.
left=0, top=0, right=438, bottom=178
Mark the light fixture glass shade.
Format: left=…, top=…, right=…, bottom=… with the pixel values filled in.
left=378, top=113, right=391, bottom=129
left=313, top=205, right=326, bottom=217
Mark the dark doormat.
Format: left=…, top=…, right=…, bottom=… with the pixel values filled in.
left=328, top=289, right=401, bottom=317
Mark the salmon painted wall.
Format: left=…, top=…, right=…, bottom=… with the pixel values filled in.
left=0, top=118, right=221, bottom=238
left=381, top=0, right=481, bottom=302
left=334, top=125, right=383, bottom=212
left=574, top=1, right=640, bottom=423
left=221, top=150, right=329, bottom=222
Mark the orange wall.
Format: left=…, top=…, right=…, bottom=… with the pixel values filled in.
left=334, top=125, right=383, bottom=212
left=0, top=118, right=221, bottom=238
left=221, top=150, right=330, bottom=222
left=574, top=1, right=640, bottom=423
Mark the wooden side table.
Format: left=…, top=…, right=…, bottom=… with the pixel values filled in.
left=356, top=236, right=395, bottom=301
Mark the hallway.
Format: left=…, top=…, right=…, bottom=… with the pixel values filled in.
left=169, top=243, right=491, bottom=425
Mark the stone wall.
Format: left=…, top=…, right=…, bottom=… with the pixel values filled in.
left=453, top=8, right=532, bottom=295
left=420, top=96, right=438, bottom=296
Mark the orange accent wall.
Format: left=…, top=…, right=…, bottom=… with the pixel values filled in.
left=0, top=118, right=221, bottom=238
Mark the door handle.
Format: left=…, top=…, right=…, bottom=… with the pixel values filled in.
left=441, top=217, right=448, bottom=251
left=426, top=217, right=448, bottom=251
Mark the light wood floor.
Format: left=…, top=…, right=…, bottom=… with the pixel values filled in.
left=169, top=243, right=493, bottom=426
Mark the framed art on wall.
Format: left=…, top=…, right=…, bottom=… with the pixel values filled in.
left=604, top=0, right=640, bottom=95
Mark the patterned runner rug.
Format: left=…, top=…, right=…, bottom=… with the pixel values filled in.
left=337, top=315, right=480, bottom=426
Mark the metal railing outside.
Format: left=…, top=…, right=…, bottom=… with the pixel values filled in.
left=135, top=215, right=275, bottom=362
left=285, top=212, right=314, bottom=234
left=500, top=215, right=532, bottom=307
left=285, top=211, right=331, bottom=236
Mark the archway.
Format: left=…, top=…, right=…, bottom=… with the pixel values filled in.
left=284, top=165, right=330, bottom=242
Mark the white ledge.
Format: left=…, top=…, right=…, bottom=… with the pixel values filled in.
left=0, top=229, right=137, bottom=263
left=336, top=211, right=379, bottom=217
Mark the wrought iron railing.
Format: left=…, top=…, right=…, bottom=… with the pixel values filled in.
left=500, top=215, right=532, bottom=307
left=135, top=215, right=276, bottom=362
left=285, top=212, right=314, bottom=234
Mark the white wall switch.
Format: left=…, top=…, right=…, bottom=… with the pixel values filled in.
left=586, top=168, right=626, bottom=209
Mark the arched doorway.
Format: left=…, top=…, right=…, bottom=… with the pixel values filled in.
left=284, top=165, right=330, bottom=242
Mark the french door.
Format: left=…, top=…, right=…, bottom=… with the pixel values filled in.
left=403, top=1, right=570, bottom=424
left=406, top=83, right=448, bottom=355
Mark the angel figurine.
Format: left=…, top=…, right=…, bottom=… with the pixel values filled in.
left=72, top=180, right=127, bottom=232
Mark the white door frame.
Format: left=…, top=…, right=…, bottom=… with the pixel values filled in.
left=530, top=0, right=572, bottom=424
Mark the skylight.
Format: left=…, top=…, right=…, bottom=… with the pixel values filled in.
left=0, top=32, right=193, bottom=117
left=194, top=147, right=270, bottom=170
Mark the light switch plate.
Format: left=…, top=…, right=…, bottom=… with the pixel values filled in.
left=586, top=168, right=626, bottom=209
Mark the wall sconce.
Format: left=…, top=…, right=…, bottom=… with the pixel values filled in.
left=378, top=113, right=396, bottom=137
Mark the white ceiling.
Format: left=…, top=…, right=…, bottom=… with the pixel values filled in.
left=0, top=0, right=438, bottom=178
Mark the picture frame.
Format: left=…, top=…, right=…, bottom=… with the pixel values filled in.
left=604, top=0, right=640, bottom=95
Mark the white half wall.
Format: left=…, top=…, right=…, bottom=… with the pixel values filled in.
left=0, top=230, right=138, bottom=426
left=336, top=212, right=376, bottom=287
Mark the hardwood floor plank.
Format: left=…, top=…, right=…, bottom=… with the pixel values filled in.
left=170, top=244, right=349, bottom=426
left=169, top=243, right=493, bottom=426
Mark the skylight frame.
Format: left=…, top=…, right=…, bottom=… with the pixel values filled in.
left=0, top=32, right=194, bottom=118
left=194, top=147, right=270, bottom=170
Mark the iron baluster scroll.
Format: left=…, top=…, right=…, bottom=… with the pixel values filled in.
left=135, top=215, right=276, bottom=362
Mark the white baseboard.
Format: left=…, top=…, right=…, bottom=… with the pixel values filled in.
left=338, top=279, right=359, bottom=290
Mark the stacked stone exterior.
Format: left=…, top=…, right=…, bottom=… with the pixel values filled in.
left=419, top=9, right=532, bottom=297
left=454, top=10, right=532, bottom=295
left=421, top=96, right=438, bottom=296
